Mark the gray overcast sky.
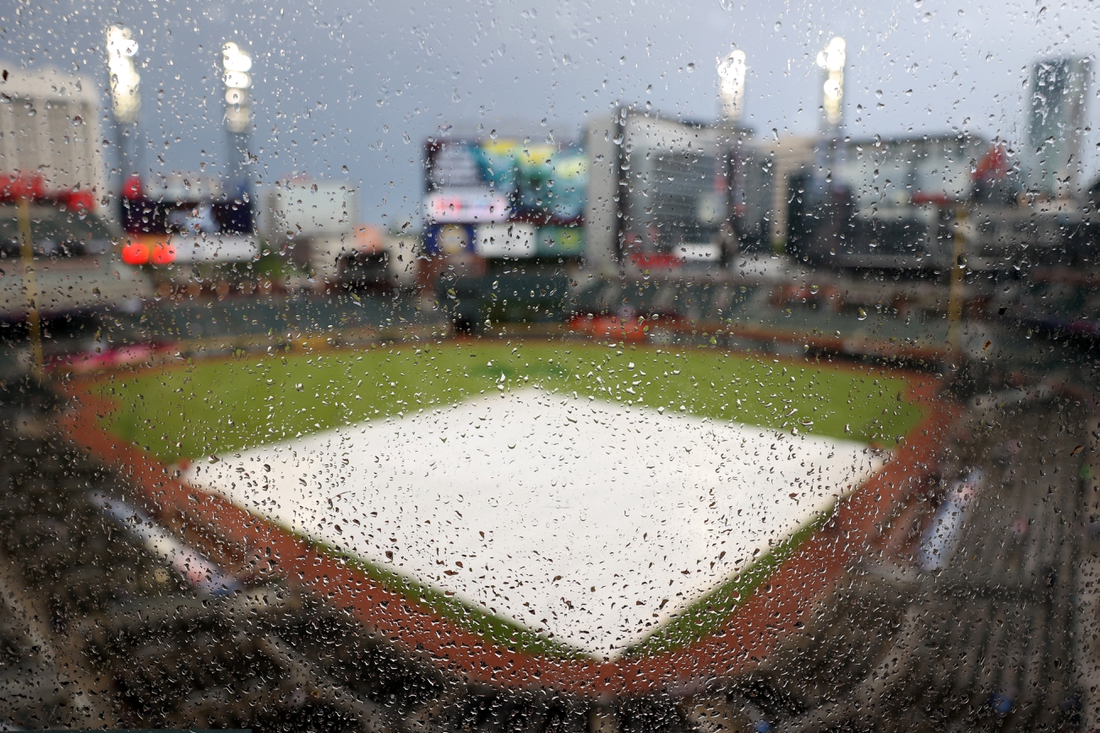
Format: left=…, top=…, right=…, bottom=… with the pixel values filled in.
left=1, top=0, right=1098, bottom=227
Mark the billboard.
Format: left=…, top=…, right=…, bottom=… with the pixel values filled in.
left=423, top=138, right=586, bottom=258
left=120, top=173, right=258, bottom=265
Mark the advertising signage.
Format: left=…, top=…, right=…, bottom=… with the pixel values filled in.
left=423, top=138, right=587, bottom=259
left=424, top=188, right=511, bottom=224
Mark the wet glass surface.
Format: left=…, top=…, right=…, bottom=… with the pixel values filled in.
left=0, top=1, right=1098, bottom=730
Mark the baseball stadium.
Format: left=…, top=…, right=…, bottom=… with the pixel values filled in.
left=3, top=6, right=1100, bottom=729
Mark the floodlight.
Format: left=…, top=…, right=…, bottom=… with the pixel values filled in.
left=223, top=71, right=252, bottom=90
left=222, top=42, right=253, bottom=133
left=717, top=49, right=747, bottom=122
left=816, top=36, right=846, bottom=73
left=222, top=42, right=253, bottom=73
left=817, top=36, right=846, bottom=129
left=106, top=25, right=140, bottom=123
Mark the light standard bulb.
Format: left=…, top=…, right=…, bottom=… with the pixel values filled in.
left=717, top=49, right=747, bottom=123
left=222, top=42, right=253, bottom=133
left=816, top=37, right=846, bottom=129
left=106, top=25, right=140, bottom=123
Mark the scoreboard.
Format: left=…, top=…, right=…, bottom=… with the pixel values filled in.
left=422, top=138, right=586, bottom=259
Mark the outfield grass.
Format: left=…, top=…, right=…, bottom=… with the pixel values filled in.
left=95, top=340, right=923, bottom=464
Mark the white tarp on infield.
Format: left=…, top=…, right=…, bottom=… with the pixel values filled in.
left=185, top=388, right=881, bottom=658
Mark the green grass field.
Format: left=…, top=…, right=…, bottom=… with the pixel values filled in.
left=95, top=340, right=923, bottom=464
left=87, top=340, right=926, bottom=657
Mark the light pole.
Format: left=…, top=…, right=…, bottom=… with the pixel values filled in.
left=716, top=49, right=749, bottom=267
left=17, top=191, right=42, bottom=379
left=810, top=37, right=846, bottom=208
left=717, top=49, right=747, bottom=125
left=947, top=204, right=968, bottom=360
left=816, top=37, right=846, bottom=134
left=106, top=25, right=140, bottom=186
left=222, top=41, right=253, bottom=199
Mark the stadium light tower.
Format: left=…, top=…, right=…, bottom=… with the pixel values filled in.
left=222, top=41, right=253, bottom=197
left=816, top=36, right=846, bottom=134
left=106, top=25, right=140, bottom=185
left=717, top=49, right=747, bottom=124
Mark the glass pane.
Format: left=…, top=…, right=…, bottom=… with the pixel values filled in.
left=0, top=1, right=1096, bottom=731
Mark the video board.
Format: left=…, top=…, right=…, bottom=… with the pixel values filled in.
left=422, top=138, right=586, bottom=258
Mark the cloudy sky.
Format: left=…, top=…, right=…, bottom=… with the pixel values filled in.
left=1, top=0, right=1098, bottom=226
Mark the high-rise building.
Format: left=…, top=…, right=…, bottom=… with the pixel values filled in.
left=585, top=107, right=727, bottom=270
left=0, top=66, right=106, bottom=201
left=1027, top=57, right=1090, bottom=197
